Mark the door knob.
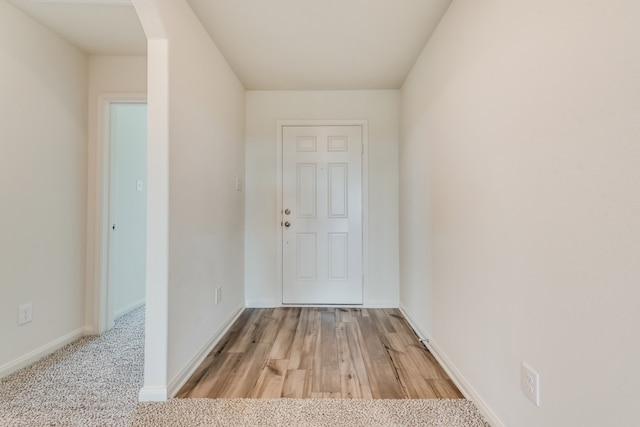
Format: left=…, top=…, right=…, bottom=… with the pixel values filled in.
left=284, top=208, right=291, bottom=215
left=284, top=221, right=291, bottom=228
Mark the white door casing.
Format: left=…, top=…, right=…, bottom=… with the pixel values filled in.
left=281, top=124, right=364, bottom=304
left=90, top=94, right=146, bottom=335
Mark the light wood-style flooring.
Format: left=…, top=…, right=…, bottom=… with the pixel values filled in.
left=176, top=308, right=463, bottom=399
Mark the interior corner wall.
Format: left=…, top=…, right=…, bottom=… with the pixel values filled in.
left=0, top=0, right=88, bottom=375
left=245, top=90, right=400, bottom=307
left=399, top=0, right=640, bottom=426
left=134, top=0, right=246, bottom=394
left=86, top=55, right=147, bottom=333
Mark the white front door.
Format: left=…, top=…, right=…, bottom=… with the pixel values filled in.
left=282, top=125, right=363, bottom=304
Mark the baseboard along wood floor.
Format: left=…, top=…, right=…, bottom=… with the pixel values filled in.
left=176, top=307, right=463, bottom=399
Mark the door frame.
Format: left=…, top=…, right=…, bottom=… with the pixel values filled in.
left=89, top=93, right=147, bottom=335
left=276, top=120, right=369, bottom=306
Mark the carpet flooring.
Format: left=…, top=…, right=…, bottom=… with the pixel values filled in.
left=132, top=398, right=490, bottom=427
left=0, top=307, right=145, bottom=426
left=0, top=306, right=490, bottom=427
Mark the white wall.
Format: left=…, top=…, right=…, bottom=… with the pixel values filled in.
left=245, top=91, right=400, bottom=307
left=134, top=0, right=246, bottom=399
left=400, top=1, right=640, bottom=426
left=86, top=55, right=147, bottom=333
left=110, top=103, right=147, bottom=318
left=0, top=0, right=88, bottom=376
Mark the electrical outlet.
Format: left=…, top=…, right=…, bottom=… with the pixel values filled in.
left=521, top=362, right=540, bottom=407
left=215, top=287, right=222, bottom=305
left=18, top=303, right=33, bottom=325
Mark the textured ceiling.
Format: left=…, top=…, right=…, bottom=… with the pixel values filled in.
left=7, top=0, right=452, bottom=90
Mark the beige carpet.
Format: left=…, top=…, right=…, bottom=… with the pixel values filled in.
left=132, top=398, right=490, bottom=427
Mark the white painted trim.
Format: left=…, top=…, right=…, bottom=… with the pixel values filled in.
left=0, top=327, right=85, bottom=379
left=245, top=299, right=281, bottom=308
left=114, top=298, right=146, bottom=320
left=88, top=93, right=147, bottom=336
left=138, top=386, right=168, bottom=402
left=366, top=300, right=399, bottom=308
left=141, top=37, right=170, bottom=404
left=246, top=300, right=397, bottom=309
left=276, top=120, right=369, bottom=306
left=399, top=304, right=505, bottom=427
left=166, top=304, right=245, bottom=398
left=33, top=0, right=131, bottom=4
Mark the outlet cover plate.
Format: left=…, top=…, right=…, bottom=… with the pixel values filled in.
left=18, top=303, right=33, bottom=325
left=521, top=362, right=540, bottom=407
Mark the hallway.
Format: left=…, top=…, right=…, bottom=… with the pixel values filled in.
left=177, top=308, right=462, bottom=399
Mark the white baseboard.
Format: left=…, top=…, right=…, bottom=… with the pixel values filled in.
left=166, top=303, right=245, bottom=399
left=366, top=300, right=399, bottom=308
left=114, top=297, right=146, bottom=320
left=399, top=304, right=505, bottom=427
left=138, top=386, right=168, bottom=402
left=245, top=299, right=279, bottom=308
left=0, top=327, right=86, bottom=379
left=247, top=300, right=398, bottom=309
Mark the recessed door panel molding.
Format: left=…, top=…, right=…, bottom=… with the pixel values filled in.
left=281, top=124, right=364, bottom=305
left=328, top=233, right=348, bottom=281
left=296, top=163, right=317, bottom=218
left=328, top=136, right=348, bottom=152
left=296, top=136, right=317, bottom=152
left=328, top=163, right=348, bottom=218
left=297, top=233, right=317, bottom=281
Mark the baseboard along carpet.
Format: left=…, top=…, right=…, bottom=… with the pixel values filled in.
left=0, top=306, right=489, bottom=427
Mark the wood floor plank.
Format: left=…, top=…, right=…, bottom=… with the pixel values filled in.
left=216, top=342, right=271, bottom=398
left=287, top=308, right=309, bottom=369
left=337, top=323, right=362, bottom=398
left=297, top=308, right=320, bottom=371
left=177, top=308, right=463, bottom=400
left=356, top=316, right=406, bottom=399
left=343, top=321, right=371, bottom=391
left=249, top=359, right=289, bottom=398
left=430, top=379, right=465, bottom=398
left=270, top=308, right=300, bottom=359
left=338, top=308, right=353, bottom=323
left=369, top=309, right=396, bottom=334
left=385, top=309, right=420, bottom=346
left=226, top=308, right=264, bottom=353
left=388, top=348, right=439, bottom=399
left=179, top=352, right=244, bottom=398
left=405, top=344, right=450, bottom=380
left=282, top=369, right=312, bottom=398
left=254, top=310, right=282, bottom=345
left=313, top=310, right=340, bottom=393
left=384, top=332, right=408, bottom=353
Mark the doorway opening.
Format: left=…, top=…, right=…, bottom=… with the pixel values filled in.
left=94, top=96, right=147, bottom=334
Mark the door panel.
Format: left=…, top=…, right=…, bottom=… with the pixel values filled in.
left=282, top=125, right=363, bottom=304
